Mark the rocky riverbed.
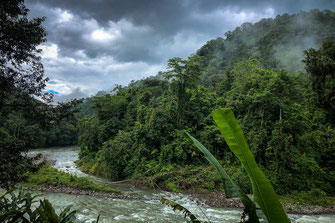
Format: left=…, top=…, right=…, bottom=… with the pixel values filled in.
left=24, top=184, right=139, bottom=200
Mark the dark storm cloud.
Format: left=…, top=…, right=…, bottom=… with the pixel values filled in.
left=28, top=0, right=335, bottom=32
left=27, top=0, right=335, bottom=63
left=24, top=0, right=335, bottom=101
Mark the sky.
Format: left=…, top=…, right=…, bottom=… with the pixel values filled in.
left=26, top=0, right=335, bottom=102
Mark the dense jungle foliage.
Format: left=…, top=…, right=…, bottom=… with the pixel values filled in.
left=78, top=9, right=335, bottom=196
left=0, top=0, right=80, bottom=189
left=4, top=1, right=333, bottom=222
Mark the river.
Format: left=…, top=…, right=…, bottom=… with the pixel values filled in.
left=24, top=146, right=335, bottom=223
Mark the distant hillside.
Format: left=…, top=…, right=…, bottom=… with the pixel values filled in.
left=197, top=9, right=335, bottom=85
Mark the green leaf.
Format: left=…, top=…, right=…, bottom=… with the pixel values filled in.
left=0, top=209, right=24, bottom=222
left=38, top=199, right=59, bottom=223
left=212, top=108, right=290, bottom=223
left=0, top=188, right=16, bottom=200
left=59, top=205, right=76, bottom=223
left=184, top=132, right=238, bottom=198
left=184, top=132, right=260, bottom=223
left=92, top=214, right=100, bottom=223
left=160, top=197, right=206, bottom=223
left=59, top=205, right=72, bottom=219
left=60, top=210, right=76, bottom=223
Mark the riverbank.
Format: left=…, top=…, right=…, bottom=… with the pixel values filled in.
left=34, top=149, right=335, bottom=216
left=77, top=161, right=335, bottom=215
left=20, top=145, right=335, bottom=223
left=23, top=184, right=138, bottom=200
left=187, top=190, right=335, bottom=215
left=122, top=177, right=335, bottom=215
left=20, top=165, right=123, bottom=194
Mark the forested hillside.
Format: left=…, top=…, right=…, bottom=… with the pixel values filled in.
left=198, top=9, right=335, bottom=80
left=77, top=9, right=335, bottom=196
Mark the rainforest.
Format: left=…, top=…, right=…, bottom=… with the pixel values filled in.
left=1, top=0, right=335, bottom=222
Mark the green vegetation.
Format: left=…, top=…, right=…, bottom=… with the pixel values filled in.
left=77, top=10, right=335, bottom=204
left=1, top=189, right=76, bottom=223
left=160, top=197, right=206, bottom=223
left=281, top=188, right=335, bottom=207
left=148, top=165, right=223, bottom=192
left=185, top=108, right=289, bottom=222
left=134, top=163, right=250, bottom=194
left=1, top=189, right=100, bottom=222
left=0, top=0, right=81, bottom=189
left=1, top=0, right=335, bottom=221
left=21, top=165, right=120, bottom=194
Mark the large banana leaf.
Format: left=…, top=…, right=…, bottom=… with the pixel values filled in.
left=185, top=132, right=260, bottom=223
left=212, top=108, right=290, bottom=223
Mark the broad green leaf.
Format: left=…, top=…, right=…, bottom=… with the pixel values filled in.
left=185, top=132, right=260, bottom=223
left=213, top=108, right=290, bottom=223
left=184, top=132, right=239, bottom=198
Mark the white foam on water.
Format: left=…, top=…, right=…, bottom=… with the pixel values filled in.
left=25, top=148, right=335, bottom=223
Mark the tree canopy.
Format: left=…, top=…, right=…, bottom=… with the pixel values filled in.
left=304, top=39, right=335, bottom=125
left=77, top=10, right=335, bottom=196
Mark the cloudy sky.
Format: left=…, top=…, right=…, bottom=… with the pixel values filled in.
left=26, top=0, right=335, bottom=101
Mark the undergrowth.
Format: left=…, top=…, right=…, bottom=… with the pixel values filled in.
left=21, top=165, right=120, bottom=193
left=280, top=188, right=335, bottom=207
left=148, top=165, right=335, bottom=208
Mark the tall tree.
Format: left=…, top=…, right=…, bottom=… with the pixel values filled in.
left=164, top=55, right=202, bottom=127
left=0, top=0, right=49, bottom=189
left=304, top=39, right=335, bottom=125
left=0, top=0, right=49, bottom=114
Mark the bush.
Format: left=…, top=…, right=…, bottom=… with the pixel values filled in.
left=21, top=165, right=120, bottom=193
left=0, top=189, right=76, bottom=223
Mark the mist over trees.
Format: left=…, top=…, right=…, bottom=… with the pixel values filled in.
left=2, top=1, right=335, bottom=222
left=1, top=0, right=335, bottom=203
left=77, top=10, right=335, bottom=195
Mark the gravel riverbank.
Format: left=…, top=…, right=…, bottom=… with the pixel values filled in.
left=24, top=184, right=139, bottom=200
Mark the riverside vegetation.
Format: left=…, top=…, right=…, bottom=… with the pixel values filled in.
left=0, top=189, right=100, bottom=223
left=21, top=165, right=120, bottom=194
left=173, top=108, right=290, bottom=222
left=77, top=9, right=335, bottom=201
left=1, top=0, right=335, bottom=222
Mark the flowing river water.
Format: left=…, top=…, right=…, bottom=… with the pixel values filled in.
left=21, top=146, right=335, bottom=223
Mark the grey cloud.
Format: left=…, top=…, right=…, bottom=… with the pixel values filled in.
left=27, top=0, right=335, bottom=64
left=24, top=0, right=335, bottom=101
left=52, top=87, right=88, bottom=103
left=28, top=1, right=335, bottom=29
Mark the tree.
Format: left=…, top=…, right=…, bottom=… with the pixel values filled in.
left=304, top=39, right=335, bottom=125
left=164, top=55, right=203, bottom=127
left=0, top=0, right=48, bottom=189
left=0, top=0, right=49, bottom=113
left=222, top=60, right=328, bottom=193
